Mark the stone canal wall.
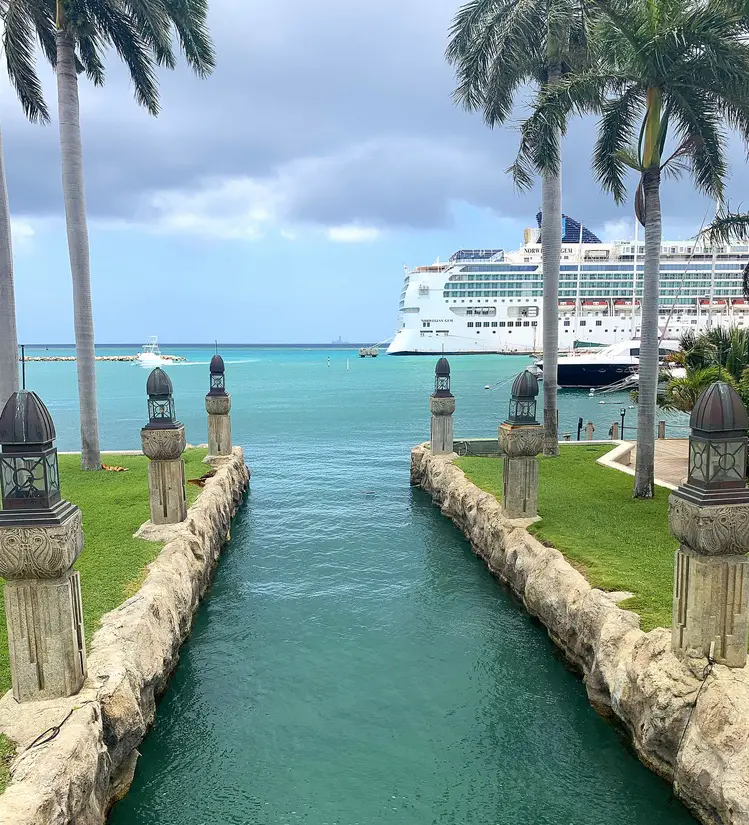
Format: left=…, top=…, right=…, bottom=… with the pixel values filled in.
left=0, top=448, right=249, bottom=825
left=411, top=445, right=749, bottom=825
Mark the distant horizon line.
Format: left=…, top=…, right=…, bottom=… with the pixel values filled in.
left=19, top=342, right=386, bottom=349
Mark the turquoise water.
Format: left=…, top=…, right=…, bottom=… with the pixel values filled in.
left=23, top=347, right=693, bottom=824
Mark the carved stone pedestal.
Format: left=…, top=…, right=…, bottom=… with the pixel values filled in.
left=206, top=394, right=232, bottom=457
left=499, top=422, right=543, bottom=519
left=141, top=425, right=187, bottom=525
left=670, top=496, right=749, bottom=666
left=430, top=395, right=455, bottom=455
left=0, top=507, right=86, bottom=702
left=673, top=547, right=749, bottom=667
left=5, top=571, right=86, bottom=702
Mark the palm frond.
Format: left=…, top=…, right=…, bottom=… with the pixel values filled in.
left=699, top=207, right=749, bottom=246
left=669, top=88, right=727, bottom=200
left=162, top=0, right=215, bottom=77
left=447, top=0, right=544, bottom=117
left=85, top=0, right=160, bottom=114
left=122, top=0, right=175, bottom=69
left=592, top=84, right=644, bottom=201
left=4, top=0, right=50, bottom=122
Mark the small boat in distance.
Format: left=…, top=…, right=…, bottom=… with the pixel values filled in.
left=137, top=336, right=165, bottom=367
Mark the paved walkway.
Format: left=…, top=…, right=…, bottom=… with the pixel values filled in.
left=629, top=439, right=688, bottom=487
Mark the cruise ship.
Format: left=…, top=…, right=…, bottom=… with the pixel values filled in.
left=387, top=214, right=749, bottom=355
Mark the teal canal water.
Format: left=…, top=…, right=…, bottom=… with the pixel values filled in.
left=24, top=347, right=693, bottom=824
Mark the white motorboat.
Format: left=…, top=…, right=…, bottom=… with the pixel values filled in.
left=137, top=336, right=165, bottom=367
left=536, top=339, right=681, bottom=388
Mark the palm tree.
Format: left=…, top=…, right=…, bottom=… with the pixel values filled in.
left=54, top=0, right=214, bottom=469
left=510, top=0, right=749, bottom=496
left=660, top=326, right=749, bottom=412
left=447, top=0, right=589, bottom=457
left=0, top=0, right=56, bottom=407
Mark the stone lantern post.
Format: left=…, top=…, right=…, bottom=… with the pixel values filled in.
left=141, top=368, right=187, bottom=525
left=206, top=354, right=232, bottom=457
left=498, top=370, right=544, bottom=518
left=430, top=357, right=455, bottom=455
left=0, top=391, right=86, bottom=701
left=669, top=381, right=749, bottom=666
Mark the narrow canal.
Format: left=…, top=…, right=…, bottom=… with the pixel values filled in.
left=28, top=347, right=694, bottom=824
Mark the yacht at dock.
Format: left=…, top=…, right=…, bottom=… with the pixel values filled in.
left=535, top=339, right=681, bottom=388
left=387, top=213, right=749, bottom=355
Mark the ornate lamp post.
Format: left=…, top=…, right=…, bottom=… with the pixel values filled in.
left=140, top=368, right=187, bottom=525
left=0, top=391, right=86, bottom=701
left=670, top=381, right=749, bottom=666
left=205, top=354, right=232, bottom=458
left=430, top=357, right=455, bottom=455
left=498, top=370, right=544, bottom=518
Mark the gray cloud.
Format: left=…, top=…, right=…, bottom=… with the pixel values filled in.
left=3, top=0, right=749, bottom=238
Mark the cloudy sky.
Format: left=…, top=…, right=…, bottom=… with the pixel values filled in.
left=4, top=0, right=749, bottom=344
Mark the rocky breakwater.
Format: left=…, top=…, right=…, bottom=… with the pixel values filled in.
left=22, top=355, right=186, bottom=362
left=411, top=444, right=749, bottom=825
left=0, top=447, right=249, bottom=824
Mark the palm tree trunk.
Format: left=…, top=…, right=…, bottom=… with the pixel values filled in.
left=57, top=27, right=101, bottom=470
left=633, top=166, right=661, bottom=497
left=541, top=137, right=561, bottom=456
left=0, top=126, right=19, bottom=408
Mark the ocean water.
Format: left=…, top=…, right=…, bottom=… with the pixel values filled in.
left=22, top=346, right=694, bottom=824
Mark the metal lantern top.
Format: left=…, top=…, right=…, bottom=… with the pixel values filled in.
left=677, top=381, right=749, bottom=505
left=0, top=390, right=56, bottom=449
left=506, top=369, right=540, bottom=425
left=0, top=391, right=75, bottom=524
left=690, top=381, right=749, bottom=435
left=433, top=357, right=452, bottom=397
left=208, top=354, right=227, bottom=397
left=145, top=367, right=180, bottom=430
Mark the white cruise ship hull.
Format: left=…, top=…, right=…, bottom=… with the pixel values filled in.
left=387, top=216, right=748, bottom=355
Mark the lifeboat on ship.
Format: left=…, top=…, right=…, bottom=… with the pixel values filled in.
left=733, top=298, right=749, bottom=309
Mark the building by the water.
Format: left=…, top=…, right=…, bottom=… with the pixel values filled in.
left=387, top=214, right=749, bottom=355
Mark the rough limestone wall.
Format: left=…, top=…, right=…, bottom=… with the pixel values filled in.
left=0, top=447, right=249, bottom=825
left=411, top=445, right=749, bottom=825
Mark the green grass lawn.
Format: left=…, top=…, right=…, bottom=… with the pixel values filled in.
left=0, top=449, right=209, bottom=697
left=456, top=445, right=677, bottom=631
left=0, top=733, right=15, bottom=793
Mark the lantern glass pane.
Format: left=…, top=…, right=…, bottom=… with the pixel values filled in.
left=689, top=440, right=708, bottom=483
left=211, top=374, right=225, bottom=391
left=708, top=441, right=746, bottom=485
left=45, top=454, right=60, bottom=496
left=149, top=397, right=175, bottom=422
left=1, top=455, right=46, bottom=502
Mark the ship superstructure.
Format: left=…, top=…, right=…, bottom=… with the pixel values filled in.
left=387, top=214, right=749, bottom=355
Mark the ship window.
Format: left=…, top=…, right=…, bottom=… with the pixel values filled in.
left=483, top=322, right=490, bottom=327
left=491, top=322, right=498, bottom=327
left=476, top=330, right=481, bottom=334
left=467, top=322, right=474, bottom=327
left=515, top=321, right=522, bottom=327
left=523, top=321, right=530, bottom=327
left=580, top=320, right=586, bottom=327
left=499, top=322, right=506, bottom=327
left=596, top=320, right=602, bottom=326
left=531, top=321, right=537, bottom=327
